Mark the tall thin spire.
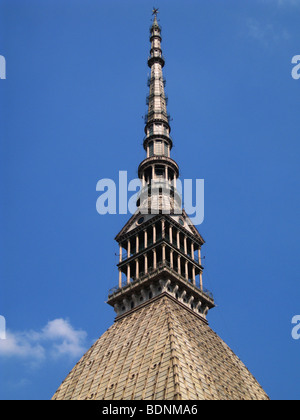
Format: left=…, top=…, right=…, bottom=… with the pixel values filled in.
left=145, top=12, right=170, bottom=131
left=138, top=12, right=180, bottom=215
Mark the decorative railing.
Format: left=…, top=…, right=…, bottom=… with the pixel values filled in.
left=138, top=156, right=179, bottom=173
left=143, top=133, right=172, bottom=144
left=147, top=76, right=166, bottom=87
left=146, top=93, right=168, bottom=106
left=109, top=260, right=214, bottom=302
left=147, top=55, right=165, bottom=65
left=144, top=110, right=171, bottom=124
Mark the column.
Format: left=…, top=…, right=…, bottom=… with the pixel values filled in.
left=135, top=259, right=139, bottom=280
left=185, top=261, right=189, bottom=280
left=165, top=165, right=168, bottom=181
left=169, top=225, right=173, bottom=244
left=177, top=255, right=181, bottom=275
left=191, top=242, right=195, bottom=260
left=136, top=235, right=139, bottom=254
left=119, top=244, right=123, bottom=263
left=184, top=236, right=187, bottom=255
left=144, top=229, right=148, bottom=249
left=153, top=224, right=156, bottom=244
left=144, top=253, right=148, bottom=274
left=200, top=271, right=203, bottom=291
left=192, top=265, right=196, bottom=286
left=127, top=240, right=131, bottom=259
left=162, top=244, right=166, bottom=263
left=127, top=264, right=131, bottom=285
left=198, top=247, right=202, bottom=265
left=170, top=249, right=174, bottom=269
left=153, top=249, right=157, bottom=270
left=152, top=165, right=155, bottom=181
left=119, top=268, right=122, bottom=288
left=177, top=230, right=180, bottom=249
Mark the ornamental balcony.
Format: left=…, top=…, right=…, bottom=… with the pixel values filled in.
left=148, top=55, right=165, bottom=68
left=144, top=110, right=171, bottom=124
left=109, top=260, right=212, bottom=297
left=108, top=260, right=214, bottom=308
left=143, top=133, right=173, bottom=150
left=138, top=155, right=179, bottom=178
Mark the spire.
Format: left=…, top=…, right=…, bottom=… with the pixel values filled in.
left=138, top=11, right=180, bottom=215
left=145, top=10, right=169, bottom=129
left=152, top=14, right=159, bottom=28
left=109, top=11, right=214, bottom=320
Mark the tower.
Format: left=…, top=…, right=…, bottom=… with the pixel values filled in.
left=52, top=12, right=269, bottom=401
left=110, top=13, right=213, bottom=321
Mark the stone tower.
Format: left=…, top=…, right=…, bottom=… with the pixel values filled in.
left=52, top=12, right=269, bottom=401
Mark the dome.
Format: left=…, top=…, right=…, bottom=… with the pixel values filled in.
left=52, top=295, right=269, bottom=400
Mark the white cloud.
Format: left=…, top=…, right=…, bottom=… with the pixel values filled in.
left=276, top=0, right=299, bottom=6
left=247, top=18, right=290, bottom=46
left=42, top=318, right=88, bottom=358
left=262, top=0, right=300, bottom=6
left=0, top=319, right=87, bottom=362
left=0, top=331, right=45, bottom=360
left=246, top=0, right=298, bottom=45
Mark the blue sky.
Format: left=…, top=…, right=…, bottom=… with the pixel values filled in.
left=0, top=0, right=299, bottom=400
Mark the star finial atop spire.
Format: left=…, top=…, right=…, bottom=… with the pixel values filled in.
left=152, top=7, right=159, bottom=17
